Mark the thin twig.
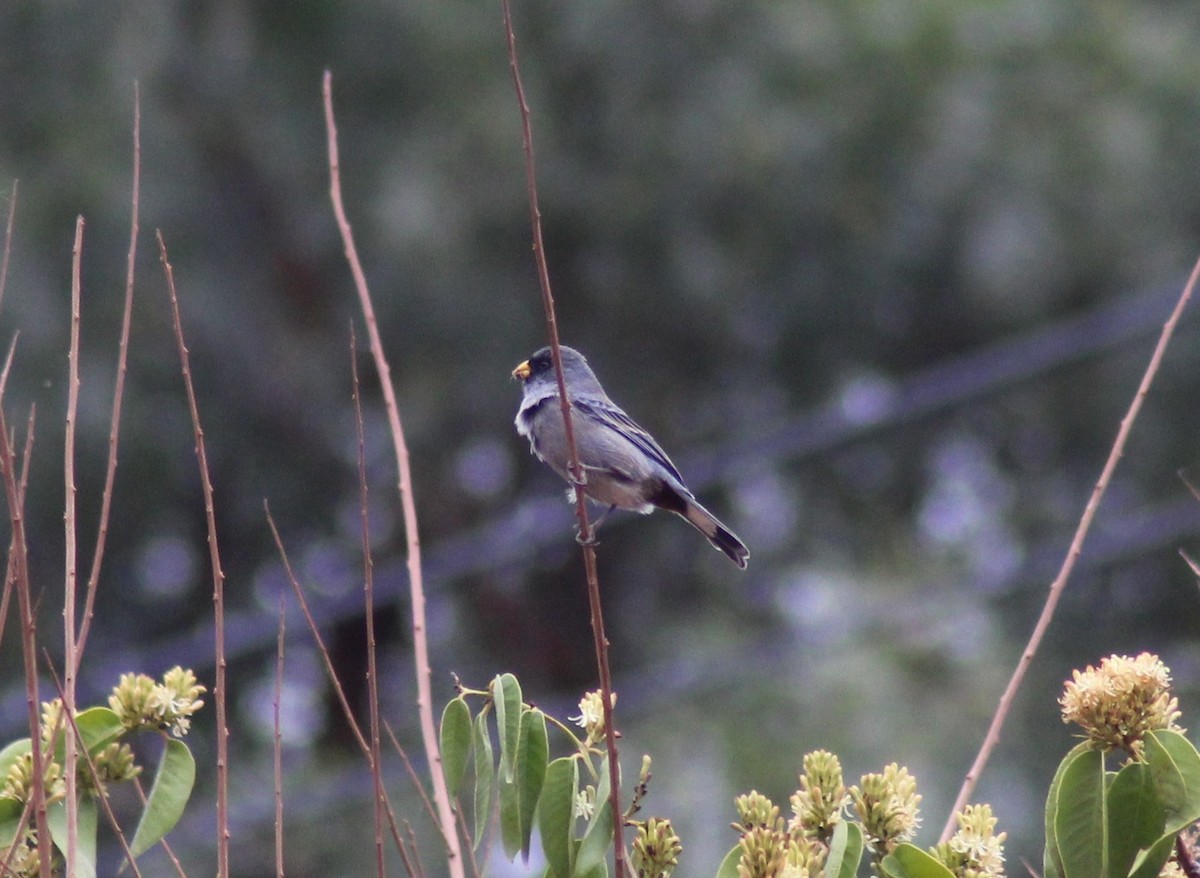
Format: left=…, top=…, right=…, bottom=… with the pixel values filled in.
left=0, top=334, right=19, bottom=653
left=383, top=720, right=441, bottom=832
left=0, top=179, right=16, bottom=315
left=45, top=664, right=149, bottom=878
left=265, top=507, right=369, bottom=754
left=941, top=254, right=1200, bottom=839
left=0, top=400, right=50, bottom=878
left=351, top=326, right=388, bottom=878
left=274, top=597, right=286, bottom=878
left=157, top=231, right=231, bottom=877
left=63, top=214, right=84, bottom=878
left=322, top=70, right=464, bottom=876
left=499, top=2, right=626, bottom=870
left=77, top=80, right=140, bottom=665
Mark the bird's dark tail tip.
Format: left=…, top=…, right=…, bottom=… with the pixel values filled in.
left=710, top=523, right=750, bottom=569
left=681, top=499, right=750, bottom=569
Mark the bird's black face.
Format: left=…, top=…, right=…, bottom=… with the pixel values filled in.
left=512, top=346, right=578, bottom=383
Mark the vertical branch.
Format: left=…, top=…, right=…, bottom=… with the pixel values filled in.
left=274, top=598, right=286, bottom=878
left=321, top=71, right=464, bottom=878
left=157, top=231, right=231, bottom=878
left=0, top=402, right=50, bottom=878
left=499, top=2, right=626, bottom=871
left=63, top=215, right=84, bottom=878
left=77, top=80, right=140, bottom=664
left=941, top=253, right=1200, bottom=839
left=0, top=179, right=16, bottom=315
left=351, top=326, right=388, bottom=878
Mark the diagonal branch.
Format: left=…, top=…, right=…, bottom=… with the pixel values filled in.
left=941, top=253, right=1200, bottom=838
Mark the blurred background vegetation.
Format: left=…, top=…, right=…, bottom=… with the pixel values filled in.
left=2, top=1, right=1200, bottom=874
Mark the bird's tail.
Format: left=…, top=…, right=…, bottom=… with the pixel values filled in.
left=683, top=498, right=750, bottom=569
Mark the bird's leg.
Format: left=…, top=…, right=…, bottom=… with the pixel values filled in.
left=575, top=505, right=615, bottom=547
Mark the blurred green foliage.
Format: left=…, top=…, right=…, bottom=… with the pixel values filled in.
left=2, top=1, right=1200, bottom=874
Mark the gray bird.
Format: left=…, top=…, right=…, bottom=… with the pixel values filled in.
left=513, top=345, right=749, bottom=568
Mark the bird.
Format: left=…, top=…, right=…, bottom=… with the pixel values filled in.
left=512, top=345, right=749, bottom=568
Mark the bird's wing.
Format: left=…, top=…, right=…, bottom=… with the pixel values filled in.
left=573, top=398, right=686, bottom=485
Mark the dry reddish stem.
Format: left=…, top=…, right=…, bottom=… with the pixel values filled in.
left=499, top=2, right=626, bottom=870
left=274, top=598, right=286, bottom=878
left=350, top=329, right=389, bottom=878
left=321, top=71, right=463, bottom=876
left=942, top=253, right=1200, bottom=839
left=157, top=231, right=231, bottom=877
left=63, top=214, right=83, bottom=878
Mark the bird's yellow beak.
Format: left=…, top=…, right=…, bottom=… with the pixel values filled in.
left=512, top=360, right=532, bottom=381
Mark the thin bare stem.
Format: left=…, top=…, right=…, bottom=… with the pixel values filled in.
left=0, top=179, right=16, bottom=315
left=322, top=70, right=463, bottom=877
left=351, top=327, right=388, bottom=878
left=274, top=598, right=286, bottom=878
left=157, top=231, right=230, bottom=877
left=0, top=401, right=50, bottom=878
left=46, top=666, right=149, bottom=878
left=130, top=776, right=186, bottom=878
left=0, top=334, right=19, bottom=653
left=941, top=254, right=1200, bottom=839
left=499, top=2, right=625, bottom=870
left=265, top=507, right=369, bottom=753
left=77, top=80, right=140, bottom=665
left=383, top=720, right=441, bottom=832
left=63, top=214, right=84, bottom=878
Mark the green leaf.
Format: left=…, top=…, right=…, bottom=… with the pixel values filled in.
left=473, top=711, right=494, bottom=850
left=0, top=738, right=32, bottom=781
left=1054, top=746, right=1107, bottom=878
left=47, top=797, right=98, bottom=878
left=440, top=696, right=472, bottom=797
left=1144, top=729, right=1200, bottom=834
left=518, top=709, right=549, bottom=860
left=824, top=820, right=864, bottom=878
left=880, top=843, right=956, bottom=878
left=574, top=794, right=613, bottom=878
left=75, top=708, right=125, bottom=756
left=1127, top=830, right=1177, bottom=878
left=538, top=757, right=578, bottom=878
left=129, top=738, right=196, bottom=858
left=494, top=673, right=523, bottom=784
left=1106, top=761, right=1165, bottom=878
left=500, top=775, right=522, bottom=860
left=1044, top=742, right=1094, bottom=878
left=714, top=844, right=742, bottom=878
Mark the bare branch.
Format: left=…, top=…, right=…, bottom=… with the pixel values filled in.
left=942, top=253, right=1200, bottom=839
left=157, top=231, right=231, bottom=877
left=499, top=2, right=626, bottom=869
left=321, top=70, right=463, bottom=876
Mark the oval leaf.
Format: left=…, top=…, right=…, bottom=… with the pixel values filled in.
left=1145, top=729, right=1200, bottom=833
left=440, top=696, right=472, bottom=797
left=76, top=707, right=125, bottom=755
left=1107, top=761, right=1165, bottom=878
left=1128, top=830, right=1177, bottom=878
left=130, top=738, right=196, bottom=858
left=825, top=820, right=864, bottom=878
left=499, top=776, right=522, bottom=860
left=880, top=843, right=956, bottom=878
left=538, top=757, right=578, bottom=878
left=715, top=844, right=742, bottom=878
left=47, top=798, right=98, bottom=878
left=473, top=711, right=494, bottom=849
left=1044, top=741, right=1094, bottom=878
left=518, top=709, right=549, bottom=860
left=1054, top=746, right=1106, bottom=878
left=574, top=793, right=613, bottom=878
left=495, top=673, right=523, bottom=785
